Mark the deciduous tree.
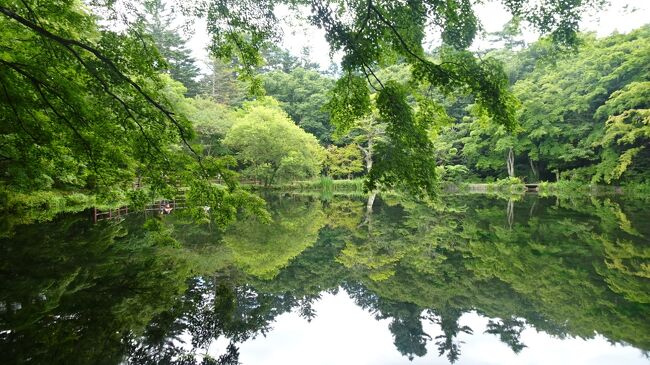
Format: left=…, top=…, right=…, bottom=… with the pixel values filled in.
left=223, top=98, right=325, bottom=185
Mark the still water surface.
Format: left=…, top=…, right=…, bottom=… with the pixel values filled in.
left=1, top=194, right=649, bottom=364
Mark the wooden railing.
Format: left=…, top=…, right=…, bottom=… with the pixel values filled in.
left=212, top=177, right=264, bottom=185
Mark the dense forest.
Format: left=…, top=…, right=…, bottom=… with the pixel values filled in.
left=2, top=0, right=649, bottom=221
left=1, top=1, right=649, bottom=364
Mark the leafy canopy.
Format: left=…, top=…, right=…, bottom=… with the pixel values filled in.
left=194, top=0, right=604, bottom=195
left=0, top=0, right=609, bottom=203
left=223, top=98, right=325, bottom=186
left=0, top=1, right=266, bottom=226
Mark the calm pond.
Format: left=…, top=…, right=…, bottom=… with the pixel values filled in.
left=1, top=194, right=649, bottom=364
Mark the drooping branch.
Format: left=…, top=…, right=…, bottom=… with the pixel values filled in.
left=311, top=0, right=385, bottom=90
left=0, top=75, right=42, bottom=144
left=360, top=64, right=383, bottom=92
left=60, top=42, right=170, bottom=166
left=368, top=3, right=429, bottom=65
left=0, top=5, right=207, bottom=175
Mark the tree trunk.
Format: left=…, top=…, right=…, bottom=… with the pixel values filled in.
left=529, top=157, right=538, bottom=180
left=366, top=191, right=377, bottom=215
left=365, top=138, right=373, bottom=172
left=507, top=198, right=514, bottom=230
left=211, top=65, right=218, bottom=100
left=506, top=147, right=515, bottom=178
left=360, top=190, right=377, bottom=228
left=529, top=198, right=537, bottom=218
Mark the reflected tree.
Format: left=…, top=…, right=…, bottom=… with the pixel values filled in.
left=428, top=308, right=473, bottom=364
left=0, top=215, right=191, bottom=365
left=485, top=317, right=527, bottom=354
left=2, top=194, right=650, bottom=364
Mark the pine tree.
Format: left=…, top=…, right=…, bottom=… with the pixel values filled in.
left=198, top=57, right=246, bottom=106
left=144, top=0, right=200, bottom=96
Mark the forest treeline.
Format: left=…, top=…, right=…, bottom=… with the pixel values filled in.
left=1, top=0, right=649, bottom=214
left=167, top=21, right=650, bottom=187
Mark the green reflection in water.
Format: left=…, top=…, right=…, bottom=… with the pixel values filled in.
left=0, top=194, right=648, bottom=364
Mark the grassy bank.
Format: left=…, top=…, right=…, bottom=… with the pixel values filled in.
left=260, top=176, right=650, bottom=199
left=266, top=177, right=366, bottom=195
left=535, top=181, right=650, bottom=197
left=453, top=180, right=650, bottom=198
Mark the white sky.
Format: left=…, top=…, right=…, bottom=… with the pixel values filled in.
left=184, top=0, right=650, bottom=73
left=203, top=291, right=648, bottom=365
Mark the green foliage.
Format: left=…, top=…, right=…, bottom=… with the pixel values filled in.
left=223, top=197, right=326, bottom=279
left=3, top=193, right=650, bottom=363
left=198, top=57, right=247, bottom=105
left=0, top=214, right=192, bottom=364
left=259, top=45, right=303, bottom=73
left=1, top=0, right=625, bottom=203
left=325, top=144, right=364, bottom=179
left=2, top=0, right=165, bottom=191
left=369, top=82, right=438, bottom=197
left=271, top=177, right=366, bottom=197
left=319, top=176, right=333, bottom=193
left=494, top=176, right=523, bottom=186
left=0, top=190, right=99, bottom=236
left=456, top=104, right=521, bottom=178
left=263, top=67, right=336, bottom=143
left=326, top=74, right=372, bottom=134
left=223, top=98, right=325, bottom=186
left=598, top=236, right=650, bottom=304
left=185, top=178, right=270, bottom=228
left=435, top=165, right=470, bottom=184
left=593, top=81, right=650, bottom=183
left=621, top=182, right=650, bottom=196
left=431, top=26, right=650, bottom=184
left=0, top=0, right=268, bottom=228
left=185, top=96, right=237, bottom=157
left=514, top=27, right=650, bottom=181
left=127, top=188, right=150, bottom=211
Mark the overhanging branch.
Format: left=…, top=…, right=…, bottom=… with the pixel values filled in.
left=0, top=5, right=208, bottom=176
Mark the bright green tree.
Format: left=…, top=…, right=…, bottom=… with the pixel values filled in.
left=513, top=27, right=650, bottom=181
left=0, top=0, right=264, bottom=227
left=186, top=97, right=237, bottom=157
left=1, top=0, right=610, bottom=198
left=196, top=0, right=604, bottom=196
left=0, top=0, right=194, bottom=192
left=325, top=144, right=364, bottom=179
left=592, top=81, right=650, bottom=183
left=223, top=98, right=325, bottom=185
left=223, top=197, right=326, bottom=279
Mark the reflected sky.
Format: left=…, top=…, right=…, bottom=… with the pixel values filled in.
left=2, top=194, right=649, bottom=365
left=215, top=291, right=648, bottom=365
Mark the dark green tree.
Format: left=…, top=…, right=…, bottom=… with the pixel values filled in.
left=198, top=57, right=247, bottom=106
left=143, top=0, right=201, bottom=96
left=263, top=67, right=336, bottom=143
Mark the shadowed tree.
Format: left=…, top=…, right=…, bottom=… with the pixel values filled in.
left=485, top=317, right=527, bottom=354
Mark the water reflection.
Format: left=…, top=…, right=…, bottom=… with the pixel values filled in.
left=0, top=194, right=648, bottom=364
